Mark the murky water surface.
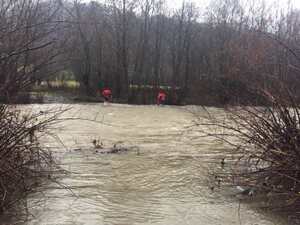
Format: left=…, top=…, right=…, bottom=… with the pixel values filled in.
left=3, top=104, right=287, bottom=225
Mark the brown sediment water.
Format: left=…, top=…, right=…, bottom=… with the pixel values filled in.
left=3, top=104, right=288, bottom=225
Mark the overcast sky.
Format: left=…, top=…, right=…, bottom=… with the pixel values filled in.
left=165, top=0, right=300, bottom=10
left=88, top=0, right=300, bottom=11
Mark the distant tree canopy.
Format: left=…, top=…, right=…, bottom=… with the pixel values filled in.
left=55, top=0, right=300, bottom=103
left=2, top=0, right=300, bottom=104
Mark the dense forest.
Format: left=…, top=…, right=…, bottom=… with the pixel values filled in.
left=1, top=0, right=300, bottom=104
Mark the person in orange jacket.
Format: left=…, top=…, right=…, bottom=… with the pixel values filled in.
left=102, top=88, right=112, bottom=102
left=157, top=90, right=166, bottom=105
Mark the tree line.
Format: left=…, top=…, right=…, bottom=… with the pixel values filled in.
left=1, top=0, right=300, bottom=104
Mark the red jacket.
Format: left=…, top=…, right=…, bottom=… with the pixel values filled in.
left=102, top=88, right=112, bottom=97
left=157, top=91, right=166, bottom=104
left=158, top=92, right=166, bottom=100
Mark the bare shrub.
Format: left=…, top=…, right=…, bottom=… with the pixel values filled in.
left=200, top=86, right=300, bottom=212
left=0, top=105, right=66, bottom=212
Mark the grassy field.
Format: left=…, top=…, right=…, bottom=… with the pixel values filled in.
left=34, top=80, right=80, bottom=90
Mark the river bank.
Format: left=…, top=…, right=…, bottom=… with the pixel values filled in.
left=11, top=76, right=264, bottom=106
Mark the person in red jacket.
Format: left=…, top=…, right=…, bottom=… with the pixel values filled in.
left=157, top=90, right=166, bottom=105
left=102, top=88, right=112, bottom=102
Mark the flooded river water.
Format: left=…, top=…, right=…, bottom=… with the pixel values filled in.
left=4, top=103, right=288, bottom=225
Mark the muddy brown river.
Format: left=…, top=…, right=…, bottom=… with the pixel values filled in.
left=2, top=104, right=289, bottom=225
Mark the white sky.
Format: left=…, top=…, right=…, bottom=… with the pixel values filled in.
left=84, top=0, right=300, bottom=10
left=165, top=0, right=300, bottom=10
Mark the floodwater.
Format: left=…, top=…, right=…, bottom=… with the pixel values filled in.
left=3, top=104, right=287, bottom=225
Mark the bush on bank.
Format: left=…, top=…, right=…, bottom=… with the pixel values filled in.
left=0, top=105, right=63, bottom=213
left=202, top=87, right=300, bottom=212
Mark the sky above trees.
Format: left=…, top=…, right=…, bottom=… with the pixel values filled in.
left=78, top=0, right=300, bottom=12
left=87, top=0, right=300, bottom=10
left=167, top=0, right=300, bottom=9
